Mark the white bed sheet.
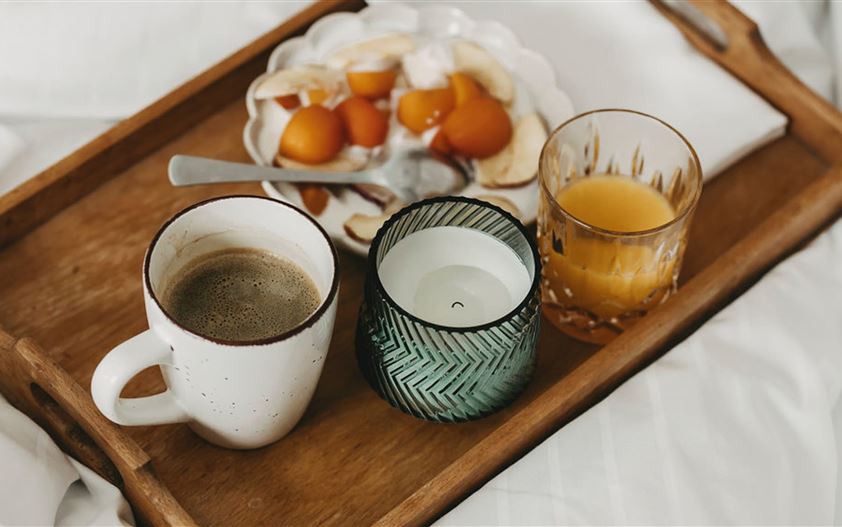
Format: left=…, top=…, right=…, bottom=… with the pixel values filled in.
left=439, top=214, right=842, bottom=526
left=0, top=1, right=838, bottom=525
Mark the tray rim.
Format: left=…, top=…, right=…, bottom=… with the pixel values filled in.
left=1, top=1, right=842, bottom=526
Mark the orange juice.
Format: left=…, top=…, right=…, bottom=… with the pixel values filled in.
left=543, top=175, right=677, bottom=321
left=557, top=175, right=675, bottom=232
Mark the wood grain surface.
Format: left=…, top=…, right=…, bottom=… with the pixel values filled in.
left=0, top=107, right=833, bottom=525
left=0, top=1, right=840, bottom=525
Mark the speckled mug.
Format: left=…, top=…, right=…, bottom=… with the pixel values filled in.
left=91, top=196, right=338, bottom=449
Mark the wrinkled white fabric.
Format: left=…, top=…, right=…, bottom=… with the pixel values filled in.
left=734, top=0, right=841, bottom=105
left=0, top=394, right=134, bottom=526
left=0, top=395, right=79, bottom=526
left=0, top=127, right=23, bottom=179
left=0, top=118, right=113, bottom=195
left=0, top=3, right=309, bottom=119
left=56, top=459, right=135, bottom=527
left=0, top=2, right=309, bottom=194
left=439, top=214, right=842, bottom=526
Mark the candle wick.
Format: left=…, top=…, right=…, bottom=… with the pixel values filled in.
left=451, top=301, right=464, bottom=309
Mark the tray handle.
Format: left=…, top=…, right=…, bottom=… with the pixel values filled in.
left=653, top=0, right=842, bottom=163
left=0, top=328, right=196, bottom=527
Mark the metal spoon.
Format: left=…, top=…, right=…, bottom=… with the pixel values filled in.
left=168, top=148, right=469, bottom=203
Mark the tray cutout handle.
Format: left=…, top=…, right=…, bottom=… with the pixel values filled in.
left=653, top=0, right=842, bottom=163
left=28, top=381, right=125, bottom=488
left=0, top=328, right=196, bottom=527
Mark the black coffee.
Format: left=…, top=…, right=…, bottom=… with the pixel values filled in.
left=161, top=248, right=321, bottom=341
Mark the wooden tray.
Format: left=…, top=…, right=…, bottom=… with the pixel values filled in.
left=2, top=1, right=842, bottom=525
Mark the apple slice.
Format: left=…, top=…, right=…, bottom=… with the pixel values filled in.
left=352, top=184, right=396, bottom=206
left=475, top=113, right=547, bottom=188
left=255, top=66, right=342, bottom=100
left=343, top=201, right=405, bottom=243
left=326, top=34, right=415, bottom=70
left=473, top=194, right=522, bottom=220
left=451, top=41, right=514, bottom=104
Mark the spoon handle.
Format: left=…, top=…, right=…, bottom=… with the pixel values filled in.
left=168, top=155, right=379, bottom=187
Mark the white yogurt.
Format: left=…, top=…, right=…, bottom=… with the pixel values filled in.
left=401, top=41, right=454, bottom=89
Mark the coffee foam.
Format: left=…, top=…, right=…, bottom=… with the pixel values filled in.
left=161, top=248, right=321, bottom=342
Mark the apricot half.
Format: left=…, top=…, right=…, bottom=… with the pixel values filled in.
left=441, top=97, right=512, bottom=159
left=397, top=88, right=455, bottom=134
left=280, top=105, right=345, bottom=164
left=346, top=70, right=398, bottom=99
left=335, top=96, right=389, bottom=148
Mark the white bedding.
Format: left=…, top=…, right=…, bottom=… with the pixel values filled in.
left=439, top=207, right=842, bottom=526
left=0, top=1, right=839, bottom=525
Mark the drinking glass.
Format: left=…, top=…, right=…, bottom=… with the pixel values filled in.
left=356, top=197, right=541, bottom=422
left=538, top=109, right=702, bottom=344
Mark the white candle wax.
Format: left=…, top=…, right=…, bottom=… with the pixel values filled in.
left=378, top=226, right=532, bottom=327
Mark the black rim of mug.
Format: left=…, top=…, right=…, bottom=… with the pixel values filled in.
left=143, top=195, right=340, bottom=347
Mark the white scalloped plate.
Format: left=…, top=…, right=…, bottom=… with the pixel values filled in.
left=243, top=3, right=574, bottom=255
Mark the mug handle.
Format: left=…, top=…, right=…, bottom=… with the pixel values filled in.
left=91, top=329, right=189, bottom=426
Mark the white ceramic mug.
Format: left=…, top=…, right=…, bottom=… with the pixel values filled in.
left=91, top=195, right=339, bottom=449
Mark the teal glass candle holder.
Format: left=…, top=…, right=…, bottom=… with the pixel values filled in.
left=356, top=196, right=541, bottom=422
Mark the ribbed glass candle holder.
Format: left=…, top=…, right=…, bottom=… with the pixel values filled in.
left=356, top=196, right=541, bottom=422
